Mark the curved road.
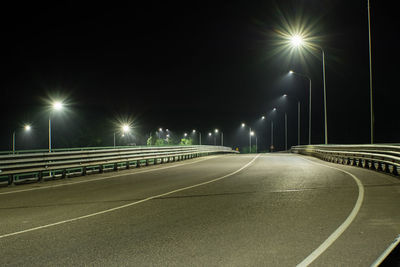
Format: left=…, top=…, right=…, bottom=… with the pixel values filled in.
left=0, top=154, right=399, bottom=266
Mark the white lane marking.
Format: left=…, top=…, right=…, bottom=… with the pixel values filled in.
left=0, top=154, right=260, bottom=239
left=296, top=156, right=365, bottom=267
left=0, top=155, right=221, bottom=196
left=370, top=234, right=400, bottom=267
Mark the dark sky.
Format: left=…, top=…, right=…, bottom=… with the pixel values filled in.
left=0, top=1, right=398, bottom=151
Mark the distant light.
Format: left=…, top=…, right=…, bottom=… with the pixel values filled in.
left=159, top=128, right=163, bottom=132
left=290, top=35, right=304, bottom=47
left=166, top=134, right=170, bottom=138
left=122, top=124, right=130, bottom=133
left=273, top=108, right=277, bottom=111
left=192, top=129, right=196, bottom=133
left=184, top=133, right=187, bottom=137
left=283, top=94, right=287, bottom=97
left=24, top=125, right=31, bottom=131
left=208, top=132, right=212, bottom=136
left=52, top=101, right=63, bottom=111
left=289, top=70, right=294, bottom=74
left=215, top=129, right=219, bottom=133
left=241, top=123, right=245, bottom=127
left=166, top=129, right=169, bottom=132
left=261, top=116, right=265, bottom=120
left=250, top=131, right=255, bottom=136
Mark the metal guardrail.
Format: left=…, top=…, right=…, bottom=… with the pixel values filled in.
left=291, top=145, right=400, bottom=176
left=0, top=145, right=237, bottom=186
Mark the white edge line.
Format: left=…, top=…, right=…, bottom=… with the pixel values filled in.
left=0, top=154, right=260, bottom=239
left=296, top=156, right=365, bottom=267
left=0, top=155, right=222, bottom=196
left=370, top=234, right=400, bottom=267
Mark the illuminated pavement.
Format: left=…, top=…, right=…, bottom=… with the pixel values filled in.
left=0, top=154, right=399, bottom=266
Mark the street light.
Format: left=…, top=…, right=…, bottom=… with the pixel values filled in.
left=272, top=107, right=288, bottom=151
left=289, top=70, right=312, bottom=145
left=192, top=129, right=201, bottom=145
left=250, top=131, right=257, bottom=153
left=241, top=123, right=252, bottom=153
left=283, top=94, right=301, bottom=146
left=12, top=124, right=31, bottom=154
left=49, top=100, right=64, bottom=153
left=214, top=129, right=223, bottom=146
left=288, top=34, right=328, bottom=144
left=114, top=123, right=131, bottom=147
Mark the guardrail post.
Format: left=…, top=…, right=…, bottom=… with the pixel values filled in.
left=154, top=158, right=159, bottom=164
left=37, top=171, right=43, bottom=182
left=126, top=161, right=130, bottom=169
left=369, top=161, right=376, bottom=170
left=82, top=167, right=87, bottom=175
left=392, top=166, right=399, bottom=176
left=61, top=169, right=67, bottom=179
left=136, top=160, right=141, bottom=168
left=99, top=165, right=104, bottom=173
left=113, top=163, right=118, bottom=171
left=8, top=175, right=14, bottom=186
left=385, top=163, right=391, bottom=173
left=364, top=160, right=370, bottom=169
left=146, top=159, right=150, bottom=166
left=377, top=162, right=383, bottom=172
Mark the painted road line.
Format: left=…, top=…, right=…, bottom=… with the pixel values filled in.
left=0, top=155, right=222, bottom=196
left=297, top=156, right=365, bottom=267
left=0, top=154, right=260, bottom=239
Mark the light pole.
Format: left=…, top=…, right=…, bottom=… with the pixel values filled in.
left=289, top=70, right=311, bottom=144
left=114, top=124, right=131, bottom=147
left=367, top=0, right=374, bottom=144
left=12, top=124, right=31, bottom=154
left=289, top=35, right=328, bottom=144
left=272, top=107, right=287, bottom=151
left=49, top=101, right=63, bottom=153
left=192, top=129, right=201, bottom=145
left=250, top=131, right=257, bottom=153
left=214, top=129, right=223, bottom=146
left=283, top=94, right=301, bottom=145
left=241, top=123, right=252, bottom=153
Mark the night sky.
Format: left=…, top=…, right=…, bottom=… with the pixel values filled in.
left=1, top=1, right=398, bottom=151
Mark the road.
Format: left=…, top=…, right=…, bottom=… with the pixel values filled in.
left=0, top=153, right=399, bottom=266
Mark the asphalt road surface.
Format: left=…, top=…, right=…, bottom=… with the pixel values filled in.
left=0, top=154, right=399, bottom=266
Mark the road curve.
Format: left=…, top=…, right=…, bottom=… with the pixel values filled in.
left=0, top=153, right=399, bottom=266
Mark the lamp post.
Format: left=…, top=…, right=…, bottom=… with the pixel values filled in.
left=250, top=131, right=257, bottom=153
left=272, top=107, right=287, bottom=151
left=114, top=124, right=131, bottom=148
left=192, top=129, right=201, bottom=145
left=283, top=94, right=301, bottom=146
left=289, top=35, right=328, bottom=144
left=49, top=101, right=63, bottom=153
left=289, top=70, right=311, bottom=144
left=12, top=124, right=31, bottom=154
left=367, top=0, right=374, bottom=144
left=214, top=129, right=223, bottom=146
left=241, top=123, right=252, bottom=153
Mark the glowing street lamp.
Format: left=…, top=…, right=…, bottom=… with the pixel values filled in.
left=49, top=100, right=64, bottom=153
left=272, top=107, right=288, bottom=151
left=288, top=34, right=328, bottom=144
left=290, top=34, right=304, bottom=47
left=12, top=124, right=31, bottom=154
left=213, top=129, right=223, bottom=146
left=283, top=94, right=301, bottom=146
left=192, top=129, right=201, bottom=145
left=114, top=123, right=131, bottom=148
left=289, top=70, right=312, bottom=144
left=241, top=123, right=252, bottom=153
